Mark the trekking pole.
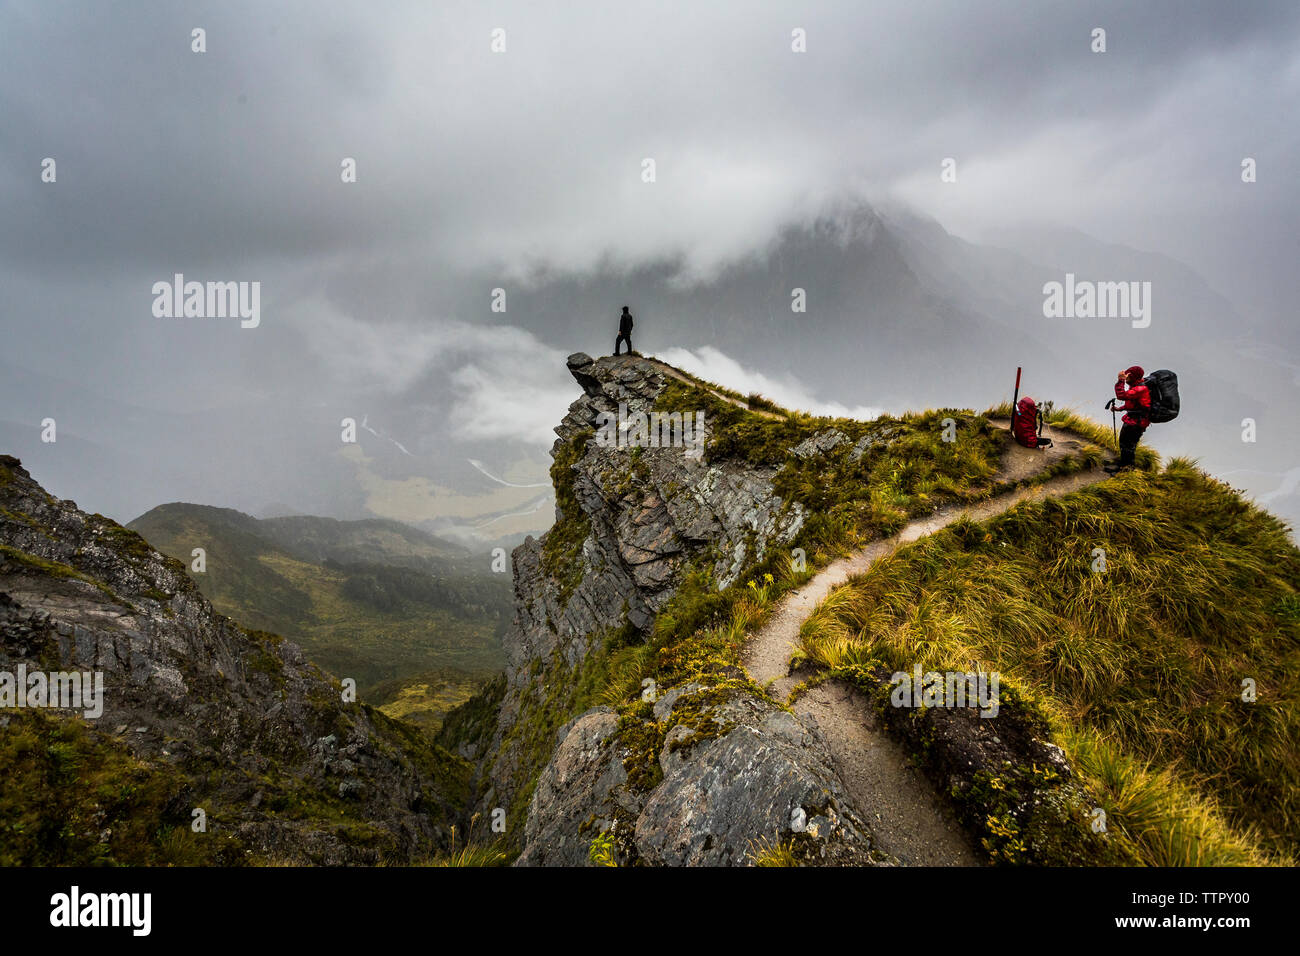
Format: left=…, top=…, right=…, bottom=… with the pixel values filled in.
left=1011, top=366, right=1022, bottom=433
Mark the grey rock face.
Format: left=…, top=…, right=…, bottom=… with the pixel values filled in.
left=516, top=707, right=630, bottom=866
left=519, top=685, right=889, bottom=867
left=849, top=424, right=902, bottom=463
left=791, top=429, right=850, bottom=459
left=478, top=356, right=806, bottom=819
left=0, top=455, right=463, bottom=864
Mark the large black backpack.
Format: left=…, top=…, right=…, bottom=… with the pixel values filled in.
left=1143, top=369, right=1180, bottom=423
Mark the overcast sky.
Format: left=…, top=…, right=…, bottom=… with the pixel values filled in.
left=2, top=0, right=1297, bottom=518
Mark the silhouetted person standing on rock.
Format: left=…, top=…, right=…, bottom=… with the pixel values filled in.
left=614, top=306, right=634, bottom=355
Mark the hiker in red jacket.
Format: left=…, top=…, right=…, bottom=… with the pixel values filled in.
left=1106, top=365, right=1150, bottom=473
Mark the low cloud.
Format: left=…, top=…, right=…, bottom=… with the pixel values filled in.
left=287, top=296, right=574, bottom=444
left=448, top=360, right=574, bottom=445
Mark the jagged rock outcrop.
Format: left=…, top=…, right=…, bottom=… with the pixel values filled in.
left=0, top=455, right=466, bottom=865
left=457, top=354, right=895, bottom=864
left=471, top=355, right=810, bottom=833
left=561, top=351, right=805, bottom=597
left=518, top=685, right=888, bottom=867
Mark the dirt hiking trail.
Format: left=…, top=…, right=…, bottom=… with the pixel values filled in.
left=742, top=423, right=1107, bottom=866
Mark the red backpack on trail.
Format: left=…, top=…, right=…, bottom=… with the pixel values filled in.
left=1012, top=397, right=1046, bottom=448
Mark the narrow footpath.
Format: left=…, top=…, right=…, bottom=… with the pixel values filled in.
left=743, top=425, right=1107, bottom=865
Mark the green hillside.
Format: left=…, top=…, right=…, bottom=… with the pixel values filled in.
left=798, top=459, right=1299, bottom=865
left=0, top=455, right=475, bottom=865
left=257, top=513, right=470, bottom=567
left=445, top=355, right=1300, bottom=867
left=364, top=668, right=488, bottom=733
left=128, top=504, right=509, bottom=718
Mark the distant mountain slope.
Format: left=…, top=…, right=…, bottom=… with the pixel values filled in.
left=127, top=503, right=312, bottom=629
left=0, top=455, right=470, bottom=865
left=126, top=503, right=509, bottom=706
left=364, top=668, right=487, bottom=733
left=256, top=513, right=470, bottom=567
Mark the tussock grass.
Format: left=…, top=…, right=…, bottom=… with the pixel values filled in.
left=745, top=392, right=784, bottom=414
left=749, top=834, right=799, bottom=867
left=799, top=458, right=1299, bottom=864
left=1063, top=726, right=1275, bottom=866
left=423, top=815, right=509, bottom=867
left=426, top=842, right=509, bottom=867
left=597, top=643, right=658, bottom=707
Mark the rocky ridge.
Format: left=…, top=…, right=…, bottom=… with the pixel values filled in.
left=0, top=454, right=466, bottom=865
left=461, top=354, right=892, bottom=864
